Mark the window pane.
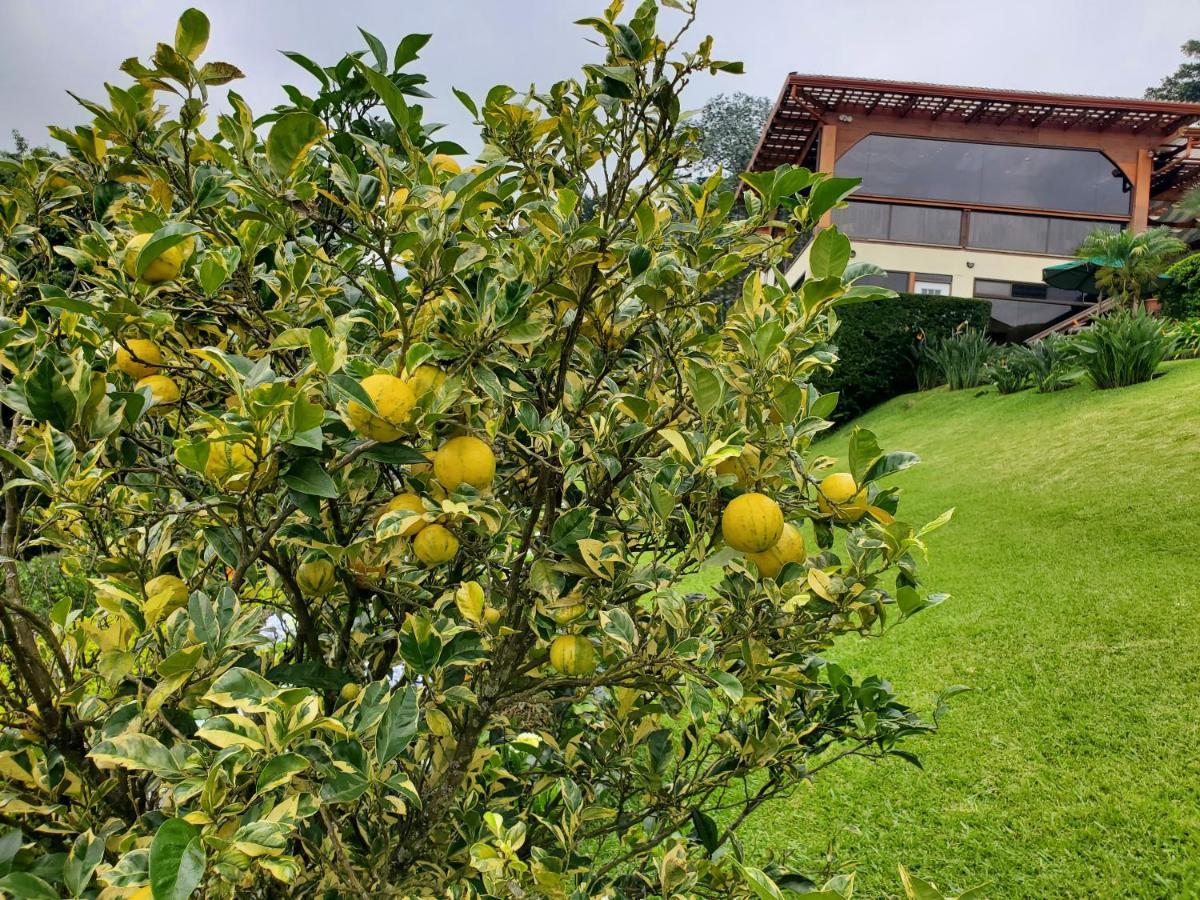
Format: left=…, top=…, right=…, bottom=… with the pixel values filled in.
left=858, top=269, right=910, bottom=291
left=969, top=211, right=1050, bottom=253
left=889, top=205, right=961, bottom=245
left=837, top=134, right=1130, bottom=216
left=1047, top=218, right=1118, bottom=256
left=832, top=201, right=889, bottom=240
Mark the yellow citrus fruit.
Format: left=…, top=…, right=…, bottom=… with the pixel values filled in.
left=549, top=634, right=597, bottom=676
left=205, top=435, right=270, bottom=493
left=412, top=524, right=459, bottom=566
left=346, top=373, right=415, bottom=443
left=433, top=435, right=496, bottom=492
left=381, top=492, right=427, bottom=536
left=122, top=233, right=194, bottom=284
left=114, top=339, right=163, bottom=380
left=135, top=375, right=180, bottom=412
left=483, top=607, right=502, bottom=628
left=715, top=445, right=760, bottom=488
left=296, top=557, right=337, bottom=597
left=817, top=473, right=868, bottom=522
left=405, top=364, right=446, bottom=399
left=745, top=523, right=807, bottom=579
left=431, top=153, right=461, bottom=175
left=721, top=492, right=784, bottom=553
left=339, top=682, right=361, bottom=702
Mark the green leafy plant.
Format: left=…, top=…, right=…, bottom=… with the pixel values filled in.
left=0, top=5, right=956, bottom=897
left=1023, top=334, right=1079, bottom=393
left=1160, top=252, right=1200, bottom=320
left=1075, top=227, right=1187, bottom=308
left=1167, top=316, right=1200, bottom=359
left=920, top=330, right=995, bottom=391
left=1073, top=308, right=1176, bottom=389
left=986, top=348, right=1032, bottom=394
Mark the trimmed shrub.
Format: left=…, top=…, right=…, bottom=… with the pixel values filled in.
left=921, top=329, right=995, bottom=390
left=1160, top=253, right=1200, bottom=320
left=1074, top=308, right=1176, bottom=389
left=818, top=293, right=992, bottom=418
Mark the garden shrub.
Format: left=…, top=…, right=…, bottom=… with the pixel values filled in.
left=1024, top=334, right=1079, bottom=393
left=1167, top=317, right=1200, bottom=359
left=921, top=329, right=995, bottom=390
left=0, top=5, right=955, bottom=897
left=986, top=348, right=1032, bottom=394
left=1159, top=252, right=1200, bottom=320
left=1074, top=308, right=1175, bottom=389
left=816, top=293, right=991, bottom=418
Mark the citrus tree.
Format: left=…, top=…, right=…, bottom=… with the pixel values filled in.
left=0, top=4, right=953, bottom=897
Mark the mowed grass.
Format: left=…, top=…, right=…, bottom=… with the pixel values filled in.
left=738, top=360, right=1200, bottom=898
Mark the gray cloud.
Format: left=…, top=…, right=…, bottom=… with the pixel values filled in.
left=2, top=0, right=1198, bottom=152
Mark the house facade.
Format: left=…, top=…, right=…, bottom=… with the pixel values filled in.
left=748, top=75, right=1200, bottom=340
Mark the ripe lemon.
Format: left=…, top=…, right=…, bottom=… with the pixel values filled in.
left=549, top=634, right=597, bottom=676
left=412, top=524, right=459, bottom=566
left=405, top=364, right=446, bottom=399
left=817, top=473, right=868, bottom=523
left=483, top=607, right=502, bottom=629
left=339, top=682, right=361, bottom=702
left=431, top=153, right=461, bottom=175
left=715, top=445, right=760, bottom=488
left=381, top=492, right=427, bottom=536
left=721, top=492, right=784, bottom=553
left=296, top=556, right=337, bottom=597
left=346, top=373, right=415, bottom=443
left=122, top=233, right=194, bottom=284
left=115, top=339, right=162, bottom=379
left=745, top=523, right=807, bottom=579
left=433, top=435, right=496, bottom=492
left=205, top=435, right=269, bottom=493
left=135, top=374, right=180, bottom=412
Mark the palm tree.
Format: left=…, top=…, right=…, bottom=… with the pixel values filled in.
left=1076, top=226, right=1187, bottom=307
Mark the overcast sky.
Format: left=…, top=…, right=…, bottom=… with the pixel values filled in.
left=2, top=0, right=1198, bottom=153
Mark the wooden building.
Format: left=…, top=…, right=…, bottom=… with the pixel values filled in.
left=748, top=75, right=1200, bottom=340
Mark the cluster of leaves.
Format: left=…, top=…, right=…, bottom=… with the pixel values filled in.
left=1072, top=307, right=1175, bottom=389
left=1075, top=226, right=1187, bottom=308
left=1160, top=252, right=1200, bottom=320
left=918, top=330, right=992, bottom=391
left=0, top=3, right=953, bottom=897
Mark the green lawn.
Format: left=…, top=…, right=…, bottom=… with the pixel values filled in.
left=742, top=361, right=1200, bottom=899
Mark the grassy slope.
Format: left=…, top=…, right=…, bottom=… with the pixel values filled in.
left=741, top=361, right=1200, bottom=899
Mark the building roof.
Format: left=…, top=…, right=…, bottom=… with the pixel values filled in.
left=749, top=74, right=1200, bottom=193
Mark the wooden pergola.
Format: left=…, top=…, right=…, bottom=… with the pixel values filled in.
left=747, top=74, right=1200, bottom=231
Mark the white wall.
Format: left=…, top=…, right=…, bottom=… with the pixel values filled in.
left=787, top=238, right=1070, bottom=297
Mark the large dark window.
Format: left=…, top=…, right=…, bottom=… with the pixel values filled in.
left=833, top=201, right=960, bottom=245
left=974, top=279, right=1091, bottom=342
left=837, top=135, right=1130, bottom=216
left=968, top=212, right=1119, bottom=255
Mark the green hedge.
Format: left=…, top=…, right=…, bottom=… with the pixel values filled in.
left=1160, top=253, right=1200, bottom=320
left=816, top=292, right=993, bottom=420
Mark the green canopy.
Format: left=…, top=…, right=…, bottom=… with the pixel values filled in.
left=1042, top=256, right=1123, bottom=295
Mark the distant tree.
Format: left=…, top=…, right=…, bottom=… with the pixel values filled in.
left=10, top=130, right=29, bottom=154
left=693, top=91, right=771, bottom=185
left=1146, top=40, right=1200, bottom=101
left=1077, top=226, right=1187, bottom=306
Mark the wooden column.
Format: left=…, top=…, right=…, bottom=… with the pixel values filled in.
left=1131, top=149, right=1152, bottom=233
left=817, top=122, right=838, bottom=228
